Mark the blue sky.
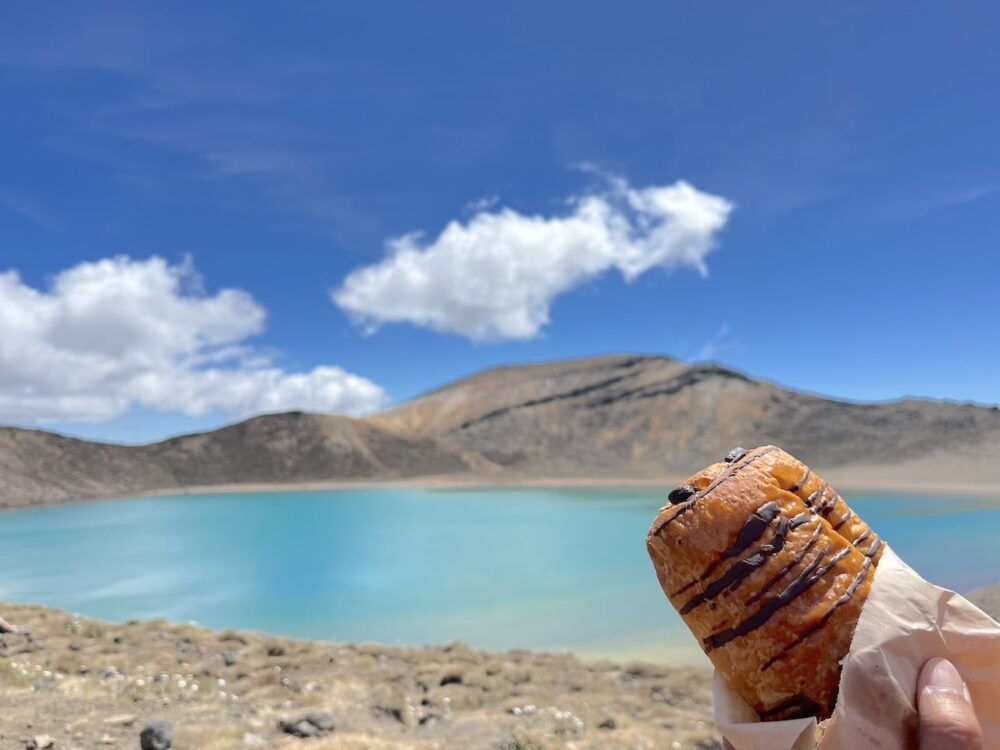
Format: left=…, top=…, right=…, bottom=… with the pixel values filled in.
left=1, top=2, right=998, bottom=443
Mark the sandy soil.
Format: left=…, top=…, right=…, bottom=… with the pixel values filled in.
left=0, top=602, right=719, bottom=750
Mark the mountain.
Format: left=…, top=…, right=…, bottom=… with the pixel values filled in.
left=374, top=355, right=1000, bottom=475
left=3, top=355, right=1000, bottom=507
left=0, top=413, right=469, bottom=508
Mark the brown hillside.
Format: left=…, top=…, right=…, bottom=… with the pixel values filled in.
left=3, top=355, right=999, bottom=506
left=0, top=413, right=468, bottom=508
left=376, top=355, right=1000, bottom=476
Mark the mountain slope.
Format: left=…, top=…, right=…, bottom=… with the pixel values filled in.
left=375, top=355, right=1000, bottom=475
left=3, top=355, right=999, bottom=507
left=0, top=412, right=470, bottom=507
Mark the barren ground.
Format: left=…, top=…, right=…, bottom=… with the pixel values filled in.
left=0, top=602, right=719, bottom=750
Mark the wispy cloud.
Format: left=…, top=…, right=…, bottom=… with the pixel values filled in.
left=886, top=184, right=998, bottom=219
left=74, top=96, right=383, bottom=242
left=0, top=188, right=59, bottom=232
left=0, top=9, right=378, bottom=242
left=693, top=321, right=733, bottom=362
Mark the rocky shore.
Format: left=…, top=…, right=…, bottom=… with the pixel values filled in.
left=0, top=603, right=718, bottom=750
left=1, top=584, right=994, bottom=750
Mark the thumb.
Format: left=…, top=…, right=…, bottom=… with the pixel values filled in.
left=918, top=658, right=982, bottom=750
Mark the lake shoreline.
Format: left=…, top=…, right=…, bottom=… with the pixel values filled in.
left=5, top=466, right=1000, bottom=512
left=0, top=601, right=719, bottom=749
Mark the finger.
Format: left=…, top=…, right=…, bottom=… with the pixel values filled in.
left=918, top=658, right=982, bottom=750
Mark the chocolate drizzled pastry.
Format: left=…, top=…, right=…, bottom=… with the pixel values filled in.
left=646, top=446, right=884, bottom=722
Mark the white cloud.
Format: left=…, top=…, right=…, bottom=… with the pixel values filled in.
left=332, top=176, right=734, bottom=341
left=0, top=256, right=386, bottom=424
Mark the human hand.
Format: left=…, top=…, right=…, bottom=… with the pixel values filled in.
left=721, top=656, right=983, bottom=750
left=918, top=657, right=982, bottom=750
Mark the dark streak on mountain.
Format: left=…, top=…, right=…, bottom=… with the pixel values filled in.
left=457, top=372, right=642, bottom=430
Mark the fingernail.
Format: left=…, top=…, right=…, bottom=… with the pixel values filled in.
left=923, top=658, right=972, bottom=702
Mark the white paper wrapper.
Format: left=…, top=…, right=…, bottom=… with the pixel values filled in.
left=714, top=546, right=1000, bottom=749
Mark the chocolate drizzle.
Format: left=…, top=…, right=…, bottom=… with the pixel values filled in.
left=679, top=517, right=790, bottom=615
left=650, top=502, right=695, bottom=536
left=669, top=577, right=698, bottom=598
left=818, top=494, right=840, bottom=516
left=761, top=556, right=874, bottom=672
left=833, top=509, right=853, bottom=531
left=726, top=502, right=782, bottom=559
left=669, top=500, right=782, bottom=598
left=865, top=536, right=882, bottom=558
left=790, top=511, right=813, bottom=528
left=680, top=554, right=769, bottom=615
left=668, top=484, right=698, bottom=505
left=651, top=447, right=778, bottom=538
left=759, top=518, right=789, bottom=554
left=789, top=468, right=811, bottom=493
left=704, top=545, right=853, bottom=651
left=746, top=524, right=822, bottom=606
left=806, top=482, right=829, bottom=507
left=698, top=446, right=779, bottom=500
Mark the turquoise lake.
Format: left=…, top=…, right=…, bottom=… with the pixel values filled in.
left=0, top=488, right=997, bottom=664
